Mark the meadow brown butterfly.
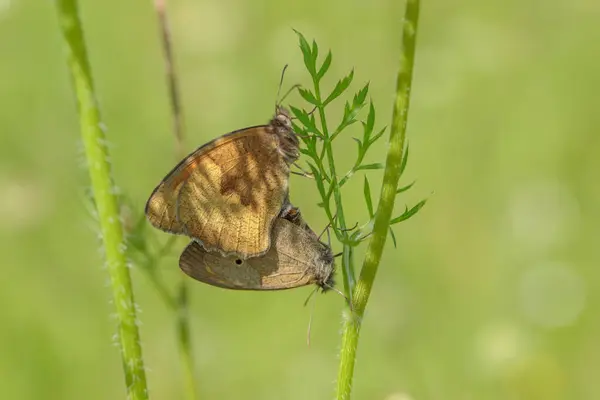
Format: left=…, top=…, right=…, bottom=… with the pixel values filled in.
left=145, top=106, right=299, bottom=259
left=178, top=216, right=335, bottom=291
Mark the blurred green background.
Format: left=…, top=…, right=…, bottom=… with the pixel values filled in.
left=1, top=0, right=599, bottom=399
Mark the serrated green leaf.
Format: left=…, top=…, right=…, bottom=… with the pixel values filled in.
left=311, top=39, right=318, bottom=61
left=343, top=100, right=351, bottom=116
left=390, top=198, right=427, bottom=225
left=396, top=181, right=415, bottom=194
left=354, top=83, right=369, bottom=107
left=290, top=105, right=308, bottom=121
left=307, top=162, right=326, bottom=198
left=294, top=29, right=310, bottom=51
left=352, top=137, right=363, bottom=156
left=324, top=70, right=354, bottom=106
left=291, top=121, right=307, bottom=134
left=306, top=136, right=318, bottom=154
left=399, top=143, right=409, bottom=176
left=292, top=122, right=309, bottom=144
left=363, top=176, right=374, bottom=218
left=368, top=127, right=387, bottom=147
left=336, top=87, right=369, bottom=132
left=354, top=150, right=366, bottom=172
left=364, top=101, right=375, bottom=139
left=294, top=30, right=316, bottom=75
left=298, top=148, right=312, bottom=157
left=298, top=88, right=320, bottom=106
left=317, top=51, right=332, bottom=81
left=356, top=163, right=384, bottom=171
left=389, top=227, right=397, bottom=248
left=290, top=105, right=318, bottom=134
left=294, top=116, right=322, bottom=139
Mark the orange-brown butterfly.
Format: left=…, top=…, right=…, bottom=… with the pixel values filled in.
left=145, top=106, right=300, bottom=259
left=178, top=215, right=335, bottom=292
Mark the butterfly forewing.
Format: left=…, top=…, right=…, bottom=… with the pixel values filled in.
left=146, top=126, right=290, bottom=258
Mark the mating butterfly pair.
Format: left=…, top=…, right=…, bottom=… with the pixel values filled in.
left=145, top=106, right=335, bottom=292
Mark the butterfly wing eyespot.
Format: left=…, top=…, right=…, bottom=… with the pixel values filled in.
left=179, top=241, right=262, bottom=289
left=146, top=126, right=291, bottom=258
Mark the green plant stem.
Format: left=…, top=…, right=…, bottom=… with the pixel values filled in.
left=335, top=1, right=420, bottom=399
left=153, top=1, right=198, bottom=397
left=176, top=281, right=198, bottom=400
left=54, top=1, right=149, bottom=398
left=312, top=78, right=356, bottom=297
left=176, top=278, right=197, bottom=400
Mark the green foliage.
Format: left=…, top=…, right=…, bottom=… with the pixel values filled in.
left=293, top=4, right=424, bottom=397
left=292, top=30, right=426, bottom=255
left=363, top=176, right=374, bottom=218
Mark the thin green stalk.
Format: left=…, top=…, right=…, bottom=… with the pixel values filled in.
left=153, top=1, right=198, bottom=397
left=54, top=0, right=149, bottom=398
left=176, top=281, right=198, bottom=400
left=335, top=1, right=420, bottom=399
left=176, top=272, right=197, bottom=400
left=312, top=77, right=356, bottom=297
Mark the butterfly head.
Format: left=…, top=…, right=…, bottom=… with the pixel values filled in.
left=273, top=106, right=292, bottom=130
left=314, top=244, right=336, bottom=293
left=271, top=106, right=299, bottom=165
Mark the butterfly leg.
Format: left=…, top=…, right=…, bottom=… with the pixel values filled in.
left=278, top=197, right=299, bottom=220
left=280, top=204, right=301, bottom=223
left=317, top=213, right=359, bottom=241
left=339, top=221, right=359, bottom=233
left=291, top=162, right=314, bottom=179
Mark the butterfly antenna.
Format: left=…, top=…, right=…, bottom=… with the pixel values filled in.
left=306, top=291, right=319, bottom=347
left=279, top=84, right=301, bottom=105
left=275, top=64, right=304, bottom=112
left=318, top=213, right=337, bottom=241
left=303, top=286, right=319, bottom=307
left=275, top=64, right=288, bottom=107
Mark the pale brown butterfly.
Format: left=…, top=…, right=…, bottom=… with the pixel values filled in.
left=178, top=215, right=335, bottom=292
left=145, top=106, right=300, bottom=259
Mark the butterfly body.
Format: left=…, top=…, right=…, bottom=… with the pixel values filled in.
left=145, top=107, right=299, bottom=259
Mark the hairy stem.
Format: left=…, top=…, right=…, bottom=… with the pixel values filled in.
left=335, top=1, right=421, bottom=398
left=54, top=0, right=148, bottom=398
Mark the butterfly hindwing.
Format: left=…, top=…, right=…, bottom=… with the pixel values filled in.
left=178, top=218, right=334, bottom=290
